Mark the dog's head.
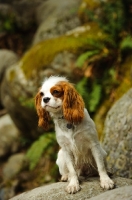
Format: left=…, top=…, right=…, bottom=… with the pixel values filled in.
left=35, top=76, right=85, bottom=130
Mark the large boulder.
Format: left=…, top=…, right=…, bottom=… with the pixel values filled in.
left=3, top=153, right=28, bottom=180
left=102, top=88, right=132, bottom=178
left=33, top=0, right=81, bottom=44
left=1, top=23, right=109, bottom=138
left=0, top=49, right=18, bottom=107
left=88, top=185, right=132, bottom=200
left=10, top=177, right=132, bottom=200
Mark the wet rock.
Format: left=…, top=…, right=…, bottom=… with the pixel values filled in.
left=102, top=88, right=132, bottom=178
left=0, top=114, right=20, bottom=157
left=10, top=177, right=132, bottom=200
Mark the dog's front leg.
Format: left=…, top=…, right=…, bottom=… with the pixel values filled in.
left=91, top=144, right=114, bottom=189
left=63, top=150, right=81, bottom=194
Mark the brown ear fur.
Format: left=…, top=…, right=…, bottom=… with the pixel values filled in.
left=35, top=92, right=50, bottom=130
left=61, top=82, right=85, bottom=124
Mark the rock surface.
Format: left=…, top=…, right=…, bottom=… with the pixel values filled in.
left=0, top=114, right=20, bottom=157
left=0, top=50, right=18, bottom=107
left=33, top=0, right=81, bottom=44
left=10, top=177, right=132, bottom=200
left=102, top=88, right=132, bottom=178
left=3, top=153, right=28, bottom=180
left=0, top=49, right=18, bottom=81
left=89, top=185, right=132, bottom=200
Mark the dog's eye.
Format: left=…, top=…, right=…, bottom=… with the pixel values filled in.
left=52, top=90, right=60, bottom=95
left=40, top=92, right=44, bottom=96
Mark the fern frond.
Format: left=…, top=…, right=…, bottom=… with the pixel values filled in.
left=76, top=50, right=99, bottom=68
left=89, top=83, right=102, bottom=112
left=26, top=133, right=56, bottom=170
left=120, top=36, right=132, bottom=51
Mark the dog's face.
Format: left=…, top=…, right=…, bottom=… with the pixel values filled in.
left=40, top=80, right=64, bottom=113
left=35, top=76, right=85, bottom=130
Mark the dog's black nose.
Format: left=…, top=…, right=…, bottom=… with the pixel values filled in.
left=43, top=97, right=50, bottom=103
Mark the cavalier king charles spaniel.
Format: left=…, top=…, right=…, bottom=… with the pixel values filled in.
left=35, top=76, right=114, bottom=194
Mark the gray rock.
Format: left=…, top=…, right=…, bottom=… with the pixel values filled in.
left=33, top=0, right=81, bottom=44
left=0, top=180, right=18, bottom=200
left=3, top=153, right=28, bottom=180
left=0, top=49, right=18, bottom=107
left=0, top=49, right=18, bottom=83
left=88, top=185, right=132, bottom=200
left=102, top=88, right=132, bottom=178
left=9, top=177, right=132, bottom=200
left=0, top=114, right=20, bottom=157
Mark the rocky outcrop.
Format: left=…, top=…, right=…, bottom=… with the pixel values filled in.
left=10, top=177, right=132, bottom=200
left=102, top=88, right=132, bottom=178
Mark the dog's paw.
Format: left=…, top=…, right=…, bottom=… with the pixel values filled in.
left=66, top=183, right=81, bottom=194
left=100, top=177, right=114, bottom=189
left=61, top=174, right=68, bottom=182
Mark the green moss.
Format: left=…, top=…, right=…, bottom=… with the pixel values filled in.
left=9, top=69, right=16, bottom=82
left=20, top=22, right=109, bottom=79
left=19, top=97, right=35, bottom=109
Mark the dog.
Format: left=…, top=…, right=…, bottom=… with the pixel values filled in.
left=35, top=76, right=114, bottom=194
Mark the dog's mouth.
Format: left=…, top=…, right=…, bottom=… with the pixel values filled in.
left=45, top=105, right=60, bottom=109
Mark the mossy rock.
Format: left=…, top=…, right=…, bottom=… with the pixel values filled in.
left=21, top=22, right=109, bottom=79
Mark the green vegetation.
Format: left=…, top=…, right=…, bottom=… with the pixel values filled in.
left=120, top=36, right=132, bottom=52
left=19, top=97, right=35, bottom=109
left=76, top=50, right=100, bottom=68
left=0, top=13, right=16, bottom=33
left=26, top=133, right=57, bottom=170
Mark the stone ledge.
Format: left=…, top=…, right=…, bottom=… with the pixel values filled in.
left=10, top=177, right=132, bottom=200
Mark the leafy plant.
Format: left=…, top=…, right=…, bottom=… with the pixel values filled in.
left=76, top=77, right=89, bottom=107
left=76, top=50, right=99, bottom=68
left=85, top=0, right=126, bottom=42
left=120, top=36, right=132, bottom=51
left=76, top=78, right=102, bottom=112
left=89, top=82, right=102, bottom=112
left=26, top=133, right=57, bottom=170
left=0, top=13, right=17, bottom=33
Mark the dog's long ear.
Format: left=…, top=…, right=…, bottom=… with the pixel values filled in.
left=62, top=82, right=85, bottom=124
left=35, top=91, right=50, bottom=130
